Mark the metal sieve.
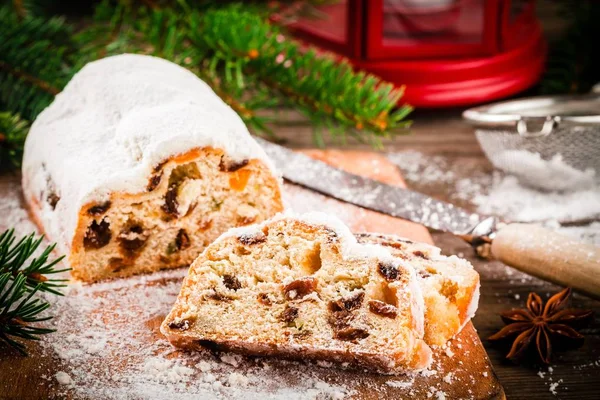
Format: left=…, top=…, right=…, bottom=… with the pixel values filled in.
left=463, top=93, right=600, bottom=191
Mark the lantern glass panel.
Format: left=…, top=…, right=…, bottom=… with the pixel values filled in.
left=291, top=0, right=348, bottom=44
left=382, top=0, right=486, bottom=46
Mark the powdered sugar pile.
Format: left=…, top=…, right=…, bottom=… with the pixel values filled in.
left=388, top=151, right=600, bottom=246
left=489, top=150, right=596, bottom=191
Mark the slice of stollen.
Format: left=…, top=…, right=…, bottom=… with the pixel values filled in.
left=356, top=233, right=480, bottom=346
left=162, top=212, right=432, bottom=374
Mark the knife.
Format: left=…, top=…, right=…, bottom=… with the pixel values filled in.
left=257, top=137, right=600, bottom=300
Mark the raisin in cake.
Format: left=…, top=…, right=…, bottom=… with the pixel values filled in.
left=161, top=212, right=432, bottom=374
left=22, top=54, right=283, bottom=282
left=356, top=233, right=480, bottom=346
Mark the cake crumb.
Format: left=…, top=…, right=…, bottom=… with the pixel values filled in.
left=196, top=361, right=213, bottom=372
left=227, top=372, right=249, bottom=387
left=55, top=371, right=72, bottom=385
left=220, top=354, right=241, bottom=367
left=549, top=379, right=563, bottom=395
left=443, top=372, right=453, bottom=384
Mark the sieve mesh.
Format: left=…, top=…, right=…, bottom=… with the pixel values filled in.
left=475, top=126, right=600, bottom=179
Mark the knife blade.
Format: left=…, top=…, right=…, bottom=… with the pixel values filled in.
left=256, top=137, right=485, bottom=235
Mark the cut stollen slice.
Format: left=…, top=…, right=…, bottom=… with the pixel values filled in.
left=355, top=233, right=480, bottom=347
left=161, top=212, right=432, bottom=374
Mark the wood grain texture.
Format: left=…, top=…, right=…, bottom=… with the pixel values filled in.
left=0, top=151, right=503, bottom=399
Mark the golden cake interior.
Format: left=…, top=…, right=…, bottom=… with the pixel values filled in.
left=69, top=147, right=283, bottom=282
left=161, top=219, right=432, bottom=374
left=355, top=233, right=479, bottom=346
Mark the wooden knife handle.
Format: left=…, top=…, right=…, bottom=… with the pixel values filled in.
left=491, top=223, right=600, bottom=299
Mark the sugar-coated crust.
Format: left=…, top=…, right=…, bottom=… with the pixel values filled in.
left=354, top=232, right=480, bottom=346
left=162, top=212, right=432, bottom=374
left=22, top=54, right=278, bottom=257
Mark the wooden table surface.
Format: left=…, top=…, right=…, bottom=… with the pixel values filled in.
left=271, top=107, right=600, bottom=399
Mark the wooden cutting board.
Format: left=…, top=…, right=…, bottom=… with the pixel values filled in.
left=0, top=150, right=504, bottom=400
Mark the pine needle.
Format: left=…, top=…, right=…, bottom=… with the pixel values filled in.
left=0, top=229, right=67, bottom=355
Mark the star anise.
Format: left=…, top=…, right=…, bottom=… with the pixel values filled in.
left=489, top=288, right=593, bottom=364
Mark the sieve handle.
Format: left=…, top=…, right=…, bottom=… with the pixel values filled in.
left=491, top=223, right=600, bottom=299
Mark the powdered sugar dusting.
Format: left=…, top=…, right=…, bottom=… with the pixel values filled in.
left=388, top=151, right=600, bottom=246
left=490, top=150, right=596, bottom=191
left=22, top=54, right=276, bottom=254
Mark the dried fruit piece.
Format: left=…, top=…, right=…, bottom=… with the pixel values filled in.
left=237, top=215, right=256, bottom=226
left=229, top=169, right=252, bottom=192
left=45, top=175, right=60, bottom=210
left=83, top=219, right=111, bottom=249
left=280, top=305, right=299, bottom=323
left=168, top=319, right=193, bottom=330
left=238, top=232, right=266, bottom=246
left=207, top=289, right=233, bottom=301
left=368, top=300, right=398, bottom=319
left=198, top=218, right=213, bottom=231
left=162, top=162, right=202, bottom=217
left=413, top=250, right=428, bottom=260
left=175, top=229, right=191, bottom=251
left=87, top=201, right=111, bottom=216
left=334, top=327, right=370, bottom=341
left=162, top=183, right=179, bottom=217
left=219, top=157, right=249, bottom=172
left=153, top=160, right=167, bottom=172
left=378, top=261, right=400, bottom=281
left=418, top=270, right=432, bottom=279
left=118, top=224, right=148, bottom=255
left=283, top=277, right=318, bottom=300
left=223, top=274, right=242, bottom=291
left=147, top=172, right=162, bottom=191
left=329, top=291, right=365, bottom=312
left=108, top=257, right=127, bottom=272
left=257, top=293, right=272, bottom=306
left=47, top=191, right=60, bottom=209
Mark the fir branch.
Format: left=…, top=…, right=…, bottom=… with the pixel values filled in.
left=0, top=5, right=73, bottom=120
left=0, top=229, right=67, bottom=355
left=0, top=229, right=68, bottom=295
left=0, top=274, right=54, bottom=355
left=188, top=4, right=411, bottom=145
left=0, top=111, right=29, bottom=172
left=2, top=0, right=411, bottom=147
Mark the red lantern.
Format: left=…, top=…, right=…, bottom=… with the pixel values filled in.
left=284, top=0, right=546, bottom=108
